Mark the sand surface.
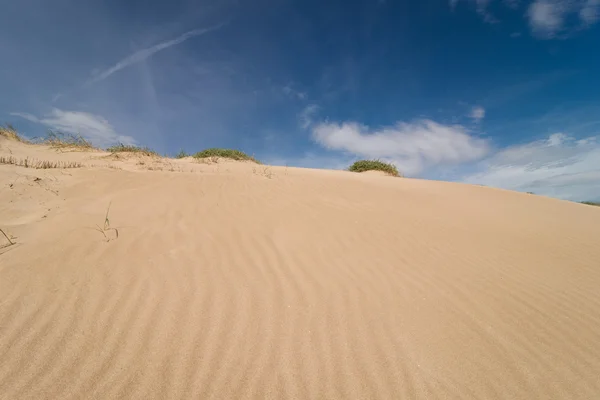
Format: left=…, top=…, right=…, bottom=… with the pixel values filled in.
left=2, top=138, right=600, bottom=399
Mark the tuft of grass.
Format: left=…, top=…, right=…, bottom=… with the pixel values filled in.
left=175, top=149, right=189, bottom=159
left=106, top=143, right=158, bottom=157
left=38, top=130, right=96, bottom=151
left=348, top=160, right=401, bottom=177
left=193, top=148, right=260, bottom=163
left=581, top=201, right=600, bottom=207
left=0, top=123, right=26, bottom=142
left=93, top=202, right=119, bottom=242
left=0, top=156, right=82, bottom=169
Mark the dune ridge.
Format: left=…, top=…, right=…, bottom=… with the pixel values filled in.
left=1, top=138, right=600, bottom=399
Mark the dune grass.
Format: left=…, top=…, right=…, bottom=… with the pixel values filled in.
left=93, top=202, right=119, bottom=242
left=0, top=156, right=82, bottom=169
left=581, top=201, right=600, bottom=207
left=39, top=131, right=97, bottom=151
left=348, top=160, right=401, bottom=177
left=193, top=148, right=260, bottom=163
left=0, top=124, right=26, bottom=142
left=175, top=149, right=189, bottom=159
left=106, top=143, right=159, bottom=157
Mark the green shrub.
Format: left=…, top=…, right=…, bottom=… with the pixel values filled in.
left=106, top=143, right=158, bottom=157
left=193, top=148, right=260, bottom=163
left=581, top=201, right=600, bottom=207
left=348, top=160, right=401, bottom=177
left=175, top=149, right=189, bottom=159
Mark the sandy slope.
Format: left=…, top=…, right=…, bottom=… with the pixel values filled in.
left=1, top=138, right=600, bottom=400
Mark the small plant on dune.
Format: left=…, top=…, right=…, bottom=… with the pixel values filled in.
left=0, top=123, right=26, bottom=142
left=581, top=201, right=600, bottom=207
left=93, top=202, right=119, bottom=242
left=348, top=160, right=401, bottom=177
left=193, top=148, right=260, bottom=163
left=39, top=130, right=96, bottom=151
left=106, top=143, right=159, bottom=157
left=175, top=149, right=189, bottom=159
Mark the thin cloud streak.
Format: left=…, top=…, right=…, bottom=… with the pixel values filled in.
left=86, top=23, right=226, bottom=86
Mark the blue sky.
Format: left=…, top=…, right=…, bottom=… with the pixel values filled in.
left=2, top=0, right=600, bottom=201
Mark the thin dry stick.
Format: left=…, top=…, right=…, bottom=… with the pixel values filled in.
left=0, top=228, right=14, bottom=246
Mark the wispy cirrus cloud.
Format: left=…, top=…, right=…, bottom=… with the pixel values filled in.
left=282, top=83, right=307, bottom=100
left=450, top=0, right=499, bottom=23
left=298, top=104, right=319, bottom=129
left=86, top=23, right=226, bottom=86
left=11, top=109, right=136, bottom=147
left=311, top=119, right=490, bottom=176
left=462, top=133, right=600, bottom=200
left=526, top=0, right=600, bottom=38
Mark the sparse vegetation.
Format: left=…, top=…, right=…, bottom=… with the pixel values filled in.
left=0, top=124, right=26, bottom=142
left=0, top=156, right=82, bottom=169
left=106, top=143, right=158, bottom=157
left=348, top=160, right=401, bottom=177
left=93, top=202, right=119, bottom=242
left=581, top=201, right=600, bottom=207
left=38, top=131, right=96, bottom=151
left=193, top=148, right=260, bottom=163
left=252, top=165, right=274, bottom=179
left=175, top=149, right=189, bottom=158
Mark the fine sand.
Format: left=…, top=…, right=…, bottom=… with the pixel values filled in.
left=1, top=137, right=600, bottom=399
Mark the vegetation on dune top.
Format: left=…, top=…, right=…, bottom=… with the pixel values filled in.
left=0, top=124, right=26, bottom=142
left=581, top=201, right=600, bottom=207
left=193, top=148, right=260, bottom=163
left=106, top=143, right=159, bottom=157
left=39, top=131, right=97, bottom=151
left=175, top=149, right=189, bottom=159
left=348, top=159, right=401, bottom=177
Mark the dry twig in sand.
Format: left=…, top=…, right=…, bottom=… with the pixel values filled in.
left=93, top=202, right=119, bottom=242
left=0, top=228, right=15, bottom=248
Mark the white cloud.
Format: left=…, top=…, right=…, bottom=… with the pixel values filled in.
left=12, top=109, right=136, bottom=147
left=312, top=119, right=490, bottom=176
left=470, top=106, right=486, bottom=122
left=462, top=133, right=600, bottom=201
left=86, top=24, right=225, bottom=86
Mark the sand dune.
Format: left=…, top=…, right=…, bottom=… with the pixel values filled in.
left=1, top=137, right=600, bottom=399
